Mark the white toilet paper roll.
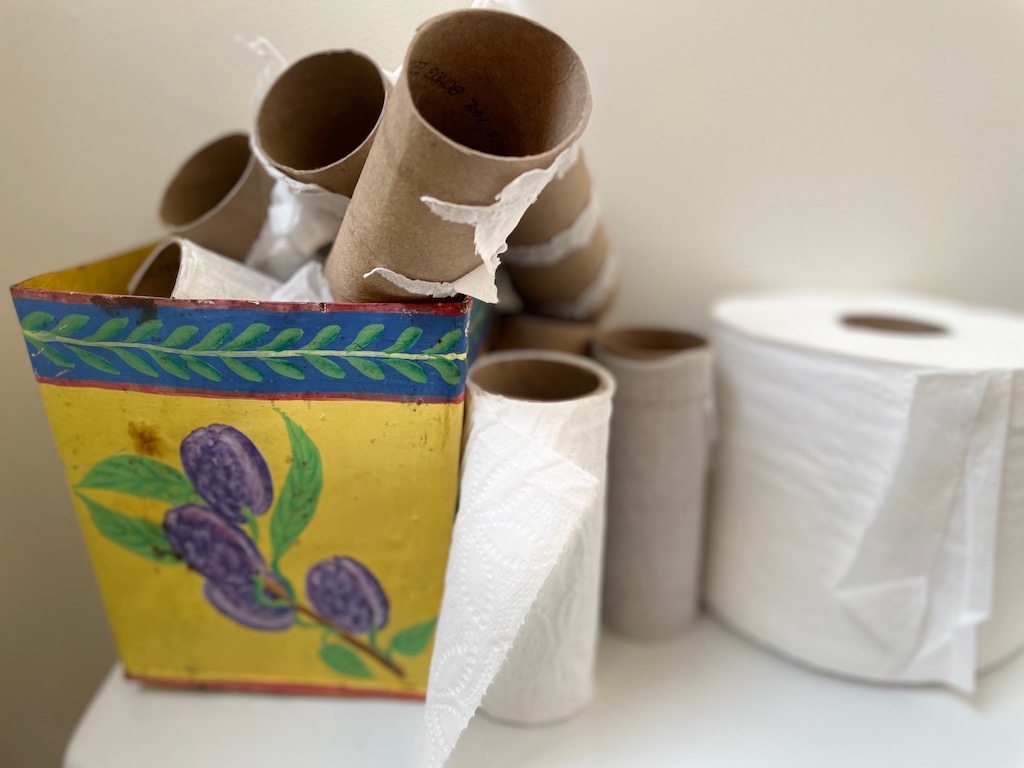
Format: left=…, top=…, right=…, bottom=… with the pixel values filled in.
left=129, top=238, right=283, bottom=301
left=418, top=351, right=614, bottom=766
left=593, top=329, right=713, bottom=640
left=706, top=292, right=1024, bottom=693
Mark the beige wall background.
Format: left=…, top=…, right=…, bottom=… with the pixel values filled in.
left=2, top=0, right=1024, bottom=764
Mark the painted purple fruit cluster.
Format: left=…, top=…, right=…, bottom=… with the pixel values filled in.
left=160, top=422, right=391, bottom=658
left=306, top=557, right=390, bottom=634
left=180, top=424, right=274, bottom=524
left=164, top=505, right=264, bottom=586
left=163, top=425, right=292, bottom=631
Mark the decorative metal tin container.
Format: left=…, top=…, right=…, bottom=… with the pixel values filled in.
left=11, top=245, right=472, bottom=698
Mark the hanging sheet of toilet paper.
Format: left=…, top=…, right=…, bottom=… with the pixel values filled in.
left=417, top=354, right=613, bottom=767
left=244, top=37, right=350, bottom=280
left=705, top=292, right=1024, bottom=693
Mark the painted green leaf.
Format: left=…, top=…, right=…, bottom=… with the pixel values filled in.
left=424, top=358, right=462, bottom=386
left=78, top=455, right=200, bottom=504
left=83, top=318, right=129, bottom=342
left=384, top=359, right=428, bottom=383
left=52, top=314, right=91, bottom=337
left=347, top=358, right=384, bottom=380
left=264, top=359, right=305, bottom=380
left=346, top=324, right=385, bottom=351
left=126, top=319, right=163, bottom=343
left=389, top=618, right=438, bottom=657
left=301, top=354, right=346, bottom=378
left=302, top=325, right=341, bottom=351
left=162, top=325, right=200, bottom=348
left=148, top=350, right=190, bottom=380
left=67, top=347, right=119, bottom=375
left=184, top=356, right=223, bottom=382
left=223, top=358, right=264, bottom=382
left=383, top=327, right=423, bottom=354
left=222, top=323, right=271, bottom=351
left=261, top=328, right=304, bottom=351
left=319, top=643, right=372, bottom=679
left=189, top=323, right=234, bottom=352
left=113, top=349, right=159, bottom=378
left=39, top=344, right=74, bottom=368
left=269, top=412, right=323, bottom=564
left=76, top=493, right=181, bottom=564
left=20, top=311, right=54, bottom=331
left=422, top=329, right=463, bottom=354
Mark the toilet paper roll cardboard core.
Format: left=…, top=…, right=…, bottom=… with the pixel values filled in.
left=131, top=241, right=182, bottom=298
left=159, top=133, right=273, bottom=261
left=471, top=357, right=603, bottom=402
left=256, top=50, right=389, bottom=196
left=596, top=328, right=707, bottom=360
left=493, top=313, right=595, bottom=355
left=326, top=8, right=592, bottom=303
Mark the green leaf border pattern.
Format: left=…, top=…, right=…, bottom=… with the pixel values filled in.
left=21, top=314, right=467, bottom=385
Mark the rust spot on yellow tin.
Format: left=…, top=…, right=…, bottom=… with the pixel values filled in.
left=128, top=421, right=167, bottom=458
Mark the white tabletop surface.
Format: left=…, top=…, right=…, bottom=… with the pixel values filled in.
left=64, top=616, right=1024, bottom=768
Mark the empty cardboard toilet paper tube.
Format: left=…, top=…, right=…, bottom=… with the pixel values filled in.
left=505, top=153, right=618, bottom=320
left=159, top=133, right=274, bottom=261
left=244, top=46, right=381, bottom=280
left=418, top=351, right=613, bottom=766
left=706, top=292, right=1024, bottom=692
left=326, top=8, right=592, bottom=304
left=593, top=328, right=713, bottom=640
left=254, top=49, right=390, bottom=197
left=493, top=313, right=596, bottom=355
left=130, top=238, right=282, bottom=301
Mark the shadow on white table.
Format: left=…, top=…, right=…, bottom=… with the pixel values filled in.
left=65, top=617, right=1024, bottom=768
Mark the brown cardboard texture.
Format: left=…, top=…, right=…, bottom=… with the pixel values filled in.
left=595, top=328, right=706, bottom=360
left=159, top=133, right=273, bottom=261
left=326, top=9, right=591, bottom=303
left=593, top=327, right=712, bottom=641
left=494, top=313, right=596, bottom=356
left=255, top=50, right=390, bottom=197
left=505, top=153, right=617, bottom=320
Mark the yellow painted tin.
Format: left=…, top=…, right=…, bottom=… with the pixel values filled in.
left=12, top=246, right=476, bottom=698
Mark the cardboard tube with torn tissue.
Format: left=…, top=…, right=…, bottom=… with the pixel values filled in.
left=504, top=153, right=618, bottom=321
left=159, top=133, right=273, bottom=261
left=593, top=328, right=713, bottom=640
left=326, top=8, right=592, bottom=304
left=493, top=312, right=596, bottom=356
left=254, top=50, right=390, bottom=197
left=130, top=238, right=282, bottom=301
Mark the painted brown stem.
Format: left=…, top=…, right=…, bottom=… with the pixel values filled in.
left=261, top=577, right=405, bottom=677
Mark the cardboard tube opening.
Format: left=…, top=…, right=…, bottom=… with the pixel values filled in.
left=842, top=314, right=947, bottom=335
left=472, top=357, right=601, bottom=402
left=132, top=243, right=180, bottom=298
left=596, top=328, right=707, bottom=360
left=258, top=51, right=386, bottom=173
left=160, top=134, right=252, bottom=228
left=407, top=10, right=590, bottom=158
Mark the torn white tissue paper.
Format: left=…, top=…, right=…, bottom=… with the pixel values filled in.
left=408, top=143, right=581, bottom=302
left=269, top=260, right=334, bottom=303
left=418, top=351, right=614, bottom=767
left=706, top=292, right=1024, bottom=692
